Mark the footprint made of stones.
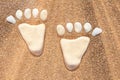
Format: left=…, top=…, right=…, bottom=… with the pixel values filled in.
left=56, top=22, right=102, bottom=71
left=6, top=8, right=48, bottom=56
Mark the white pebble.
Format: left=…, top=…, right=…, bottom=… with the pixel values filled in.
left=84, top=22, right=92, bottom=32
left=40, top=9, right=48, bottom=21
left=32, top=8, right=39, bottom=18
left=6, top=15, right=16, bottom=24
left=16, top=10, right=23, bottom=20
left=92, top=27, right=102, bottom=36
left=66, top=23, right=73, bottom=32
left=56, top=25, right=65, bottom=36
left=24, top=8, right=31, bottom=19
left=74, top=22, right=82, bottom=33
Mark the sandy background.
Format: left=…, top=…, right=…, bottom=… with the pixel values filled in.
left=0, top=0, right=120, bottom=80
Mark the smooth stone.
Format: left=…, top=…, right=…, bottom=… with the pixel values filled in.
left=18, top=23, right=46, bottom=56
left=74, top=22, right=82, bottom=33
left=56, top=24, right=65, bottom=36
left=24, top=8, right=31, bottom=19
left=60, top=36, right=90, bottom=70
left=40, top=9, right=48, bottom=21
left=6, top=15, right=16, bottom=24
left=66, top=23, right=73, bottom=33
left=92, top=27, right=102, bottom=36
left=16, top=10, right=23, bottom=20
left=32, top=8, right=39, bottom=18
left=84, top=22, right=92, bottom=32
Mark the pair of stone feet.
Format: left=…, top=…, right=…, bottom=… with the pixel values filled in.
left=6, top=8, right=102, bottom=71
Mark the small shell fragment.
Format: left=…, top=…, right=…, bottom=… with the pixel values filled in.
left=56, top=24, right=65, bottom=36
left=16, top=10, right=23, bottom=20
left=74, top=22, right=82, bottom=33
left=84, top=22, right=92, bottom=32
left=24, top=8, right=31, bottom=19
left=6, top=15, right=16, bottom=24
left=32, top=8, right=39, bottom=18
left=40, top=9, right=48, bottom=21
left=92, top=27, right=102, bottom=36
left=66, top=23, right=73, bottom=33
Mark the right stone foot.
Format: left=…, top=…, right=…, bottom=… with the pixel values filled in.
left=56, top=22, right=102, bottom=70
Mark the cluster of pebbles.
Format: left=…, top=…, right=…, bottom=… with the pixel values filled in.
left=56, top=22, right=102, bottom=37
left=6, top=8, right=102, bottom=71
left=6, top=8, right=47, bottom=24
left=56, top=22, right=102, bottom=70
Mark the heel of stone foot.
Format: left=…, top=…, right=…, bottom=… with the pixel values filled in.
left=6, top=8, right=48, bottom=56
left=56, top=22, right=102, bottom=70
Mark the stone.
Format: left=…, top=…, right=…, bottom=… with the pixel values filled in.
left=74, top=22, right=82, bottom=33
left=92, top=27, right=102, bottom=36
left=40, top=9, right=48, bottom=21
left=16, top=10, right=23, bottom=20
left=24, top=8, right=31, bottom=19
left=32, top=8, right=39, bottom=18
left=66, top=23, right=73, bottom=33
left=56, top=24, right=65, bottom=36
left=84, top=22, right=92, bottom=32
left=60, top=36, right=90, bottom=70
left=18, top=23, right=46, bottom=56
left=6, top=15, right=16, bottom=24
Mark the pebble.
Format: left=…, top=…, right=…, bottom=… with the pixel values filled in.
left=32, top=8, right=39, bottom=18
left=92, top=27, right=102, bottom=36
left=24, top=8, right=31, bottom=19
left=16, top=10, right=23, bottom=20
left=56, top=24, right=65, bottom=36
left=74, top=22, right=82, bottom=33
left=66, top=23, right=73, bottom=32
left=6, top=15, right=16, bottom=24
left=84, top=22, right=92, bottom=32
left=40, top=9, right=48, bottom=21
